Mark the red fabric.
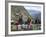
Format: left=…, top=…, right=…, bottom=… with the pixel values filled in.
left=16, top=20, right=19, bottom=25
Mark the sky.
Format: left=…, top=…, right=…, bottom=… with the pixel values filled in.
left=24, top=6, right=41, bottom=11
left=24, top=6, right=41, bottom=19
left=24, top=6, right=41, bottom=15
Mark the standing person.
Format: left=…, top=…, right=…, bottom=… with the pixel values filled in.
left=15, top=20, right=19, bottom=30
left=19, top=15, right=23, bottom=25
left=27, top=16, right=32, bottom=30
left=18, top=15, right=23, bottom=30
left=29, top=19, right=32, bottom=30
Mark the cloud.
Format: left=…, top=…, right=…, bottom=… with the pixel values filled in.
left=24, top=6, right=41, bottom=11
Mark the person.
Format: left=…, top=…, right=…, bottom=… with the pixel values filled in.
left=29, top=19, right=32, bottom=30
left=27, top=16, right=32, bottom=30
left=19, top=15, right=23, bottom=25
left=15, top=20, right=19, bottom=30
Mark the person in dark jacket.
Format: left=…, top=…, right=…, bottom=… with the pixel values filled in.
left=19, top=15, right=23, bottom=25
